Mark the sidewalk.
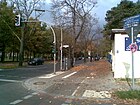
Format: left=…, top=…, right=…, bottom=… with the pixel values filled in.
left=24, top=59, right=140, bottom=104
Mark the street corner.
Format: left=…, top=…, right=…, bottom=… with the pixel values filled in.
left=23, top=71, right=65, bottom=92
left=23, top=77, right=48, bottom=92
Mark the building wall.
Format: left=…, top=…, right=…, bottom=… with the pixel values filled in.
left=113, top=34, right=140, bottom=78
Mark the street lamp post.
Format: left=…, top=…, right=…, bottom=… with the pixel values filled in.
left=35, top=9, right=56, bottom=74
left=60, top=28, right=63, bottom=70
left=50, top=26, right=56, bottom=74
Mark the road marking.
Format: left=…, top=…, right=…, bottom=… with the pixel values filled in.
left=23, top=95, right=33, bottom=99
left=0, top=79, right=21, bottom=83
left=32, top=92, right=38, bottom=95
left=10, top=92, right=38, bottom=105
left=38, top=71, right=64, bottom=78
left=10, top=99, right=23, bottom=104
left=62, top=72, right=77, bottom=79
left=82, top=90, right=111, bottom=98
left=72, top=86, right=80, bottom=96
left=72, top=79, right=85, bottom=96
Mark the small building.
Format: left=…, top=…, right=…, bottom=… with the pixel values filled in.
left=111, top=29, right=140, bottom=78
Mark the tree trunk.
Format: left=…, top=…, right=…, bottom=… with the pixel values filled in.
left=0, top=43, right=5, bottom=62
left=19, top=23, right=25, bottom=66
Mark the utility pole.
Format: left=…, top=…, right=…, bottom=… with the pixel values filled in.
left=60, top=28, right=63, bottom=70
left=35, top=9, right=57, bottom=74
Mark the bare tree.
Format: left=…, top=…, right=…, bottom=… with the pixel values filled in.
left=78, top=14, right=100, bottom=62
left=51, top=0, right=97, bottom=67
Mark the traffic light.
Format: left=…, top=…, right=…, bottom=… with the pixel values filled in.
left=15, top=14, right=21, bottom=26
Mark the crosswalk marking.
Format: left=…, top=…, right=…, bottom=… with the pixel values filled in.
left=10, top=99, right=23, bottom=104
left=62, top=72, right=77, bottom=79
left=23, top=95, right=33, bottom=99
left=38, top=71, right=64, bottom=78
left=0, top=79, right=21, bottom=83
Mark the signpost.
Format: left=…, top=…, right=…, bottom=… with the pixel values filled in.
left=123, top=14, right=140, bottom=90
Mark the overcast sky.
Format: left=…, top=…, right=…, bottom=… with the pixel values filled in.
left=43, top=0, right=137, bottom=26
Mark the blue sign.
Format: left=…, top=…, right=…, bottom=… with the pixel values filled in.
left=125, top=37, right=140, bottom=51
left=123, top=14, right=140, bottom=29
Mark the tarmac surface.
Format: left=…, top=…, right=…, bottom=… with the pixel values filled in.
left=24, top=59, right=140, bottom=104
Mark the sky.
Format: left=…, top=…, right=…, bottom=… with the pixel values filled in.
left=43, top=0, right=137, bottom=27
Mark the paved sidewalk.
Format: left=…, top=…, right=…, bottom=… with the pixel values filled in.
left=24, top=59, right=140, bottom=103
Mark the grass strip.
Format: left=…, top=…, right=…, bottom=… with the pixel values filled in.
left=115, top=90, right=140, bottom=100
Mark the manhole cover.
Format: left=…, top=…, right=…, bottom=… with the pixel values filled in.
left=34, top=81, right=46, bottom=85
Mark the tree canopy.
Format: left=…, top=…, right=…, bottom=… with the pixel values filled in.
left=101, top=0, right=140, bottom=53
left=103, top=0, right=140, bottom=37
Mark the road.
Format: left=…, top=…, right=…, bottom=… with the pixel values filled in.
left=0, top=60, right=86, bottom=105
left=0, top=60, right=131, bottom=105
left=0, top=62, right=60, bottom=105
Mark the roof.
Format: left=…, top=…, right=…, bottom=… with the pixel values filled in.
left=111, top=29, right=127, bottom=40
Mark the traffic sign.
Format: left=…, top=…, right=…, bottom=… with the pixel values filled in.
left=129, top=43, right=138, bottom=53
left=123, top=14, right=140, bottom=29
left=123, top=14, right=140, bottom=40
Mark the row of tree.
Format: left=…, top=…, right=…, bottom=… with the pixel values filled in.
left=0, top=0, right=108, bottom=67
left=0, top=0, right=54, bottom=65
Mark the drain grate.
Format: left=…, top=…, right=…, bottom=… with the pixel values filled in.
left=33, top=81, right=46, bottom=85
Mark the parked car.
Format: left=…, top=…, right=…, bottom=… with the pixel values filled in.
left=94, top=56, right=100, bottom=61
left=28, top=58, right=44, bottom=65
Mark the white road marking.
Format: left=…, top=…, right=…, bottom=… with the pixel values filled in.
left=9, top=92, right=38, bottom=105
left=82, top=90, right=111, bottom=98
left=10, top=100, right=23, bottom=104
left=38, top=71, right=64, bottom=78
left=23, top=95, right=33, bottom=99
left=32, top=92, right=38, bottom=95
left=72, top=86, right=80, bottom=96
left=72, top=79, right=85, bottom=96
left=0, top=79, right=21, bottom=83
left=62, top=72, right=77, bottom=79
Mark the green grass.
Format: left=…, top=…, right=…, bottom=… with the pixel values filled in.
left=115, top=90, right=140, bottom=100
left=0, top=63, right=18, bottom=69
left=0, top=62, right=28, bottom=69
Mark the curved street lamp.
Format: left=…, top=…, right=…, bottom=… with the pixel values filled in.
left=50, top=26, right=56, bottom=74
left=35, top=9, right=56, bottom=74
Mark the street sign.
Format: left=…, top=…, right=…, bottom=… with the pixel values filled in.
left=123, top=14, right=140, bottom=29
left=130, top=43, right=138, bottom=53
left=125, top=37, right=140, bottom=51
left=123, top=14, right=140, bottom=40
left=63, top=45, right=69, bottom=48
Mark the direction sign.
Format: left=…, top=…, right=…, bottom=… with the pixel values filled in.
left=123, top=14, right=140, bottom=29
left=123, top=14, right=140, bottom=40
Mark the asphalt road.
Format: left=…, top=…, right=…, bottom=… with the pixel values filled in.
left=0, top=60, right=85, bottom=105
left=0, top=60, right=128, bottom=105
left=0, top=62, right=60, bottom=105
